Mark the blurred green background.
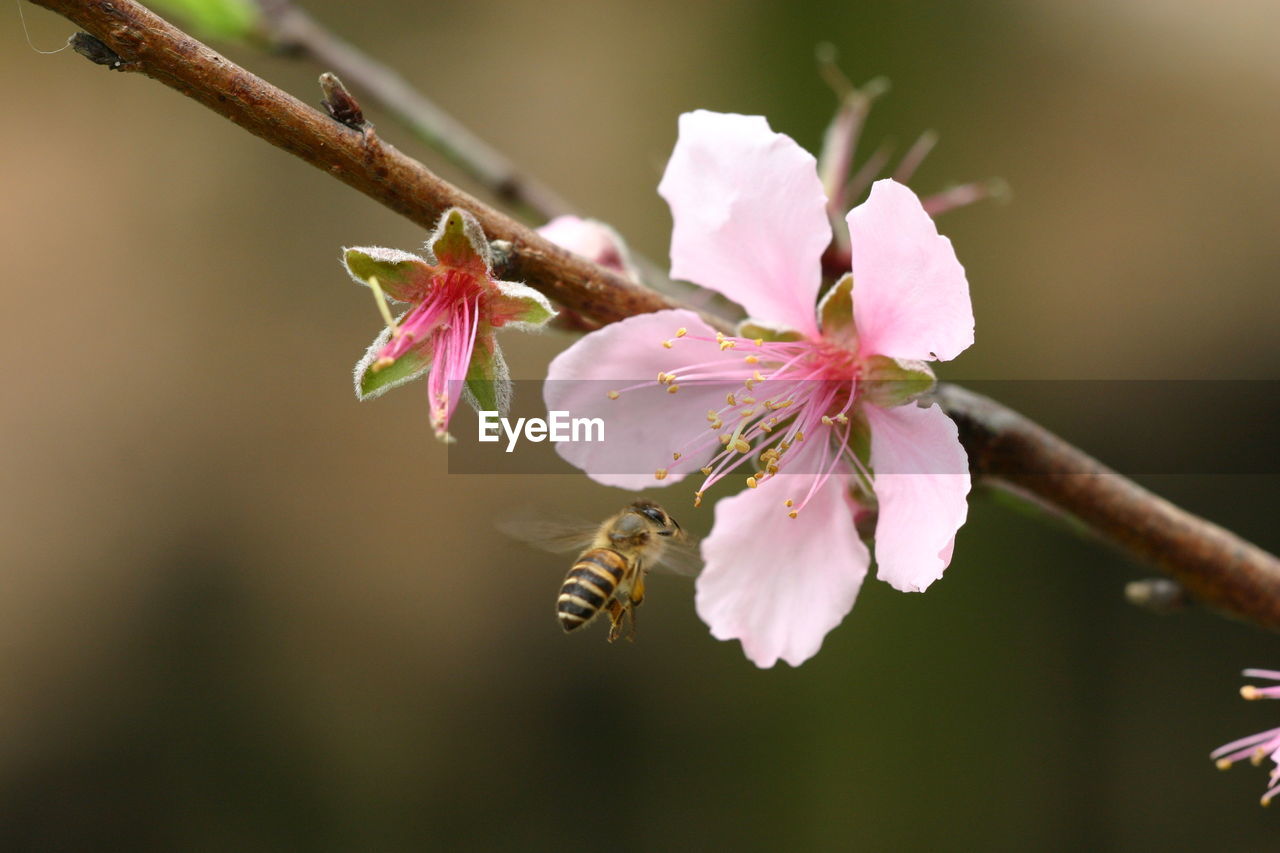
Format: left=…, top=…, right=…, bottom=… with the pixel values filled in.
left=5, top=0, right=1280, bottom=849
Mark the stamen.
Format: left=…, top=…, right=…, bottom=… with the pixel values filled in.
left=672, top=452, right=682, bottom=461
left=744, top=355, right=759, bottom=364
left=607, top=390, right=620, bottom=400
left=366, top=275, right=399, bottom=334
left=694, top=491, right=703, bottom=507
left=746, top=476, right=758, bottom=489
left=654, top=468, right=668, bottom=481
left=676, top=327, right=688, bottom=338
left=662, top=340, right=674, bottom=349
left=667, top=385, right=680, bottom=394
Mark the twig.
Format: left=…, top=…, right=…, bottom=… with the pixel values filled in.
left=28, top=0, right=693, bottom=328
left=27, top=0, right=1280, bottom=630
left=254, top=0, right=573, bottom=224
left=938, top=384, right=1280, bottom=630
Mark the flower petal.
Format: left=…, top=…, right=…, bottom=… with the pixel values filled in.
left=658, top=110, right=830, bottom=336
left=697, top=457, right=867, bottom=668
left=866, top=401, right=970, bottom=592
left=537, top=215, right=635, bottom=278
left=847, top=179, right=974, bottom=362
left=544, top=309, right=745, bottom=489
left=343, top=247, right=433, bottom=302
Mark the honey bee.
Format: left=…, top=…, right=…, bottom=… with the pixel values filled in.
left=504, top=500, right=697, bottom=642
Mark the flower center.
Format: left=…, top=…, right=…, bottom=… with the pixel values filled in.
left=609, top=325, right=874, bottom=517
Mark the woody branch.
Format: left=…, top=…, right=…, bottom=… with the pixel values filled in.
left=26, top=0, right=1280, bottom=630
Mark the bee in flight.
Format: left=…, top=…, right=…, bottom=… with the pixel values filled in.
left=505, top=501, right=697, bottom=642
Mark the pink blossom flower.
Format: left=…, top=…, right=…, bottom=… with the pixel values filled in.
left=537, top=215, right=636, bottom=278
left=1212, top=669, right=1280, bottom=805
left=345, top=208, right=554, bottom=439
left=544, top=110, right=973, bottom=667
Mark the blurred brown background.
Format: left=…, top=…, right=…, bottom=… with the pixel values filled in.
left=4, top=0, right=1280, bottom=849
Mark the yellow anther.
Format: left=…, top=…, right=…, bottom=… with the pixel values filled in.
left=741, top=396, right=756, bottom=405
left=726, top=393, right=737, bottom=406
left=1253, top=748, right=1267, bottom=766
left=739, top=409, right=755, bottom=418
left=672, top=452, right=682, bottom=461
left=744, top=355, right=759, bottom=364
left=784, top=499, right=794, bottom=507
left=797, top=431, right=806, bottom=442
left=700, top=466, right=714, bottom=476
left=732, top=438, right=751, bottom=454
left=780, top=441, right=792, bottom=451
left=759, top=422, right=773, bottom=433
left=719, top=340, right=736, bottom=351
left=694, top=491, right=703, bottom=507
left=821, top=415, right=833, bottom=426
left=753, top=338, right=764, bottom=347
left=766, top=462, right=779, bottom=474
left=753, top=370, right=765, bottom=383
left=706, top=410, right=719, bottom=422
left=607, top=390, right=620, bottom=400
left=655, top=468, right=669, bottom=481
left=667, top=384, right=680, bottom=394
left=372, top=356, right=395, bottom=373
left=676, top=327, right=688, bottom=338
left=788, top=510, right=798, bottom=519
left=746, top=476, right=758, bottom=489
left=662, top=339, right=674, bottom=349
left=715, top=331, right=726, bottom=342
left=1242, top=685, right=1263, bottom=700
left=709, top=419, right=723, bottom=430
left=835, top=413, right=849, bottom=424
left=719, top=433, right=732, bottom=446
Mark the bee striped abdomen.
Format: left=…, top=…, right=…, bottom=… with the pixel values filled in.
left=558, top=549, right=626, bottom=632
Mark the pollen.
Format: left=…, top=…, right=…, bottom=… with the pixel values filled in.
left=654, top=468, right=669, bottom=481
left=835, top=413, right=849, bottom=424
left=719, top=340, right=736, bottom=351
left=739, top=409, right=755, bottom=418
left=672, top=452, right=682, bottom=461
left=1216, top=758, right=1234, bottom=770
left=759, top=422, right=773, bottom=433
left=784, top=499, right=794, bottom=507
left=821, top=415, right=833, bottom=426
left=753, top=338, right=764, bottom=347
left=694, top=491, right=704, bottom=507
left=676, top=327, right=688, bottom=338
left=787, top=510, right=799, bottom=519
left=1242, top=686, right=1263, bottom=700
left=700, top=466, right=713, bottom=476
left=797, top=431, right=806, bottom=442
left=706, top=409, right=719, bottom=422
left=741, top=396, right=756, bottom=405
left=726, top=393, right=737, bottom=406
left=607, top=390, right=620, bottom=400
left=746, top=476, right=758, bottom=489
left=667, top=385, right=680, bottom=394
left=719, top=434, right=731, bottom=446
left=662, top=340, right=674, bottom=349
left=744, top=355, right=759, bottom=364
left=731, top=438, right=751, bottom=454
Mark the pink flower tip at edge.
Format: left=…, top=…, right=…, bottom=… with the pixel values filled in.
left=545, top=109, right=974, bottom=668
left=344, top=207, right=555, bottom=440
left=1212, top=669, right=1280, bottom=806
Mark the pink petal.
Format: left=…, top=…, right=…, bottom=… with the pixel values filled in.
left=658, top=111, right=831, bottom=336
left=847, top=179, right=974, bottom=362
left=536, top=215, right=633, bottom=276
left=865, top=401, right=971, bottom=592
left=544, top=309, right=745, bottom=489
left=697, top=460, right=868, bottom=668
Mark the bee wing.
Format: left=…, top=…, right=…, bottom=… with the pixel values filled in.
left=498, top=516, right=599, bottom=554
left=652, top=532, right=703, bottom=578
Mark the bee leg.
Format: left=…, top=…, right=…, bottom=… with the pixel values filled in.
left=605, top=599, right=626, bottom=643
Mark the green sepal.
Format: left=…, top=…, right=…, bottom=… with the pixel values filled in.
left=817, top=273, right=856, bottom=343
left=354, top=325, right=431, bottom=401
left=462, top=330, right=511, bottom=414
left=844, top=407, right=875, bottom=503
left=489, top=280, right=556, bottom=330
left=146, top=0, right=261, bottom=41
left=428, top=208, right=491, bottom=273
left=861, top=355, right=936, bottom=408
left=343, top=247, right=431, bottom=302
left=735, top=320, right=805, bottom=343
